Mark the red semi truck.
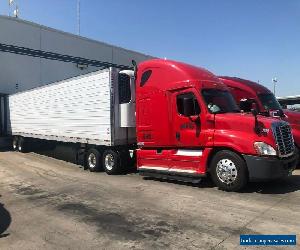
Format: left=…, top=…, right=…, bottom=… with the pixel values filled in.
left=8, top=59, right=298, bottom=192
left=219, top=76, right=300, bottom=153
left=135, top=60, right=297, bottom=191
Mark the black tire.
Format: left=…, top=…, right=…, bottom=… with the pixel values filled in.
left=86, top=148, right=102, bottom=172
left=296, top=146, right=300, bottom=169
left=210, top=150, right=248, bottom=192
left=102, top=149, right=122, bottom=175
left=12, top=136, right=19, bottom=151
left=17, top=137, right=26, bottom=153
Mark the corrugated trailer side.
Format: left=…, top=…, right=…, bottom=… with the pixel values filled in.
left=7, top=68, right=136, bottom=174
left=8, top=69, right=112, bottom=145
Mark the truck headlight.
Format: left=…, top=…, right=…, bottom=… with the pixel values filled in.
left=254, top=142, right=277, bottom=156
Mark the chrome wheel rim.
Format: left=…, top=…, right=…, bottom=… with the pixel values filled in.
left=88, top=153, right=97, bottom=169
left=105, top=154, right=114, bottom=171
left=216, top=159, right=237, bottom=184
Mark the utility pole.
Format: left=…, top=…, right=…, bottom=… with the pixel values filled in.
left=8, top=0, right=19, bottom=18
left=272, top=77, right=278, bottom=96
left=8, top=0, right=13, bottom=16
left=77, top=0, right=81, bottom=35
left=13, top=4, right=19, bottom=18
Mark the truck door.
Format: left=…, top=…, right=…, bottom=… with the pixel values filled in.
left=169, top=90, right=203, bottom=174
left=172, top=90, right=201, bottom=146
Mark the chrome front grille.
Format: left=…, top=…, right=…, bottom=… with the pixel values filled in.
left=272, top=122, right=295, bottom=157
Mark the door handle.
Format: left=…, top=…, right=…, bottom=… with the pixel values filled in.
left=176, top=132, right=180, bottom=141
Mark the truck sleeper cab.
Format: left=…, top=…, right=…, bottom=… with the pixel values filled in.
left=136, top=60, right=297, bottom=191
left=219, top=76, right=300, bottom=160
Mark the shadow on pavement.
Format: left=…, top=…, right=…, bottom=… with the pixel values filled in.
left=0, top=195, right=11, bottom=239
left=25, top=141, right=137, bottom=174
left=143, top=174, right=300, bottom=194
left=241, top=174, right=300, bottom=194
left=143, top=176, right=215, bottom=189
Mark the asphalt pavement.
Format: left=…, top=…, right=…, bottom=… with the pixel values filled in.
left=0, top=151, right=299, bottom=249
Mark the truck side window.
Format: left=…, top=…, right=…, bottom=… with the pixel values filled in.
left=177, top=93, right=200, bottom=116
left=140, top=70, right=152, bottom=87
left=118, top=73, right=131, bottom=104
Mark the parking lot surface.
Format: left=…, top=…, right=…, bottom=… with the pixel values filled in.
left=0, top=151, right=299, bottom=249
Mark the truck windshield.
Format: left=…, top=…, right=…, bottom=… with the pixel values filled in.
left=258, top=93, right=282, bottom=111
left=202, top=89, right=240, bottom=114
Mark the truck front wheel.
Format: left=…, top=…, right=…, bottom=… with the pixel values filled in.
left=102, top=150, right=122, bottom=175
left=86, top=149, right=101, bottom=172
left=210, top=150, right=248, bottom=192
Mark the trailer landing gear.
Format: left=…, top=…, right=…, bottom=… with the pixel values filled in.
left=18, top=137, right=26, bottom=152
left=12, top=137, right=18, bottom=151
left=12, top=136, right=26, bottom=152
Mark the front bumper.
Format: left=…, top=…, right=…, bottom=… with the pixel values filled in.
left=243, top=152, right=298, bottom=181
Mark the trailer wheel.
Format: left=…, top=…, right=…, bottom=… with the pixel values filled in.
left=210, top=150, right=248, bottom=192
left=103, top=150, right=122, bottom=175
left=12, top=137, right=19, bottom=151
left=86, top=149, right=101, bottom=172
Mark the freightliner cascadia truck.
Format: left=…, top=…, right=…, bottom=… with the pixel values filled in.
left=7, top=59, right=297, bottom=191
left=219, top=76, right=300, bottom=156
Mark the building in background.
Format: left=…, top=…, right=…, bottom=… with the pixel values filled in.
left=0, top=15, right=153, bottom=94
left=0, top=15, right=154, bottom=137
left=277, top=95, right=300, bottom=111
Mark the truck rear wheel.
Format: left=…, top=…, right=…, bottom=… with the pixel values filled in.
left=12, top=137, right=19, bottom=151
left=86, top=149, right=101, bottom=172
left=210, top=150, right=248, bottom=192
left=103, top=150, right=122, bottom=175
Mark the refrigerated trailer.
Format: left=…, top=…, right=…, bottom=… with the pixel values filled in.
left=8, top=68, right=136, bottom=174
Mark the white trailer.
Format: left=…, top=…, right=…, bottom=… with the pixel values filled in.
left=7, top=68, right=136, bottom=174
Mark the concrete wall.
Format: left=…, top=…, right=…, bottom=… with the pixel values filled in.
left=0, top=15, right=153, bottom=94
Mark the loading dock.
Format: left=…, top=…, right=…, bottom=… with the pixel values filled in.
left=277, top=95, right=300, bottom=110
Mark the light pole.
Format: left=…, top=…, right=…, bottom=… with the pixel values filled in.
left=272, top=77, right=278, bottom=96
left=8, top=0, right=13, bottom=16
left=77, top=0, right=81, bottom=35
left=8, top=0, right=18, bottom=18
